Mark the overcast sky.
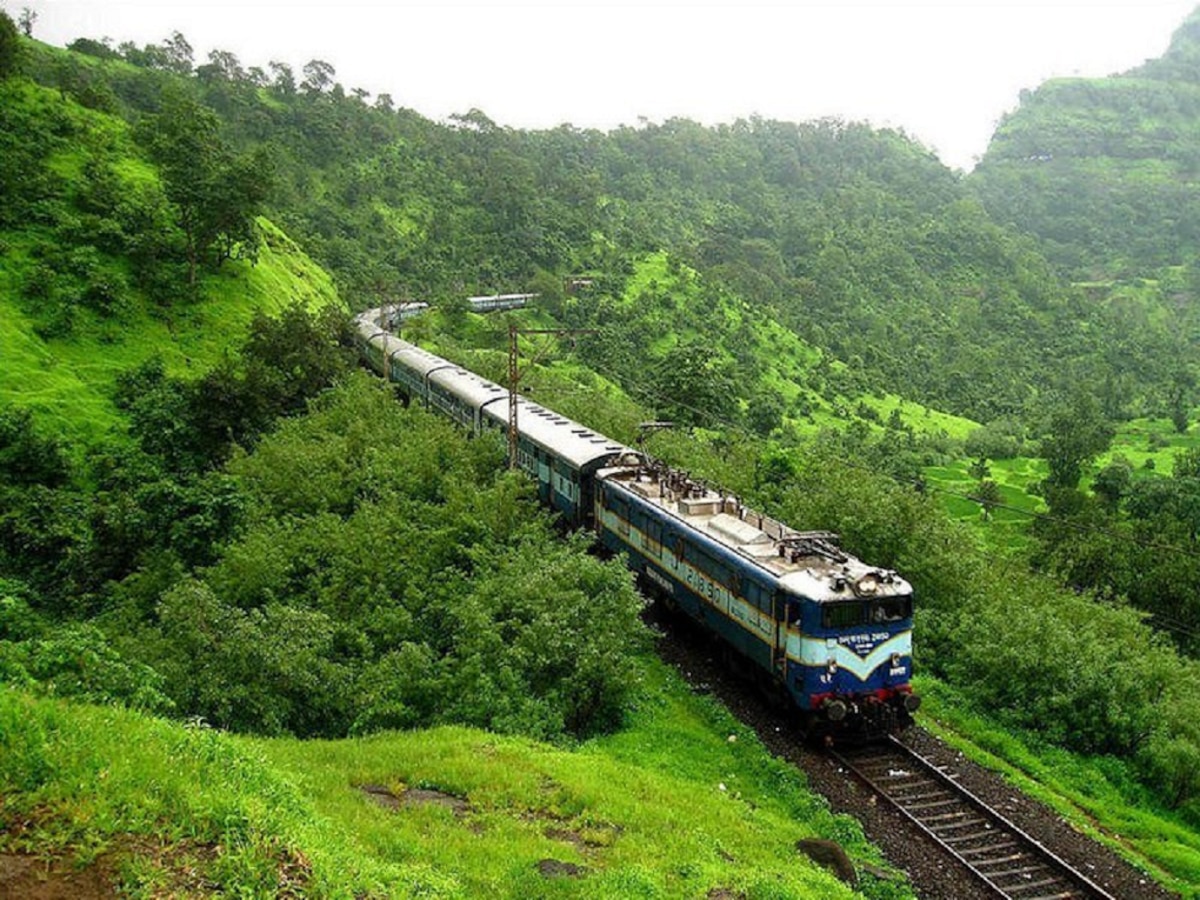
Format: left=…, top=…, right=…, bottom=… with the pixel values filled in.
left=13, top=1, right=1198, bottom=170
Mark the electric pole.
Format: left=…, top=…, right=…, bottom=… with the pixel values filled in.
left=507, top=324, right=597, bottom=469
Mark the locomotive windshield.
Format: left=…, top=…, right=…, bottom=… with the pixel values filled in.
left=821, top=596, right=912, bottom=628
left=872, top=595, right=912, bottom=623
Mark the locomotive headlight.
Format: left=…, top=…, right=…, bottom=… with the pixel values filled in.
left=904, top=694, right=922, bottom=713
left=891, top=653, right=901, bottom=668
left=827, top=658, right=838, bottom=673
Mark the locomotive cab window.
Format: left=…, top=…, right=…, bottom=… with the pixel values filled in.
left=871, top=596, right=912, bottom=623
left=822, top=601, right=866, bottom=629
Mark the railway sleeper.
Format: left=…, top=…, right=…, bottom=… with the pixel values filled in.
left=942, top=829, right=1006, bottom=845
left=973, top=852, right=1028, bottom=868
left=1021, top=892, right=1079, bottom=900
left=845, top=754, right=893, bottom=768
left=1002, top=876, right=1070, bottom=895
left=959, top=841, right=1019, bottom=857
left=906, top=796, right=958, bottom=811
left=986, top=864, right=1054, bottom=879
left=921, top=809, right=973, bottom=824
left=930, top=817, right=989, bottom=834
left=887, top=778, right=941, bottom=796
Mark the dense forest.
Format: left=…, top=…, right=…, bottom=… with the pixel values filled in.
left=3, top=8, right=1200, bottom=877
left=7, top=15, right=1193, bottom=425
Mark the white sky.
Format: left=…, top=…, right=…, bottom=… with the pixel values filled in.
left=12, top=1, right=1198, bottom=171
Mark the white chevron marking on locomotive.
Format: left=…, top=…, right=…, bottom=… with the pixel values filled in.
left=791, top=631, right=912, bottom=680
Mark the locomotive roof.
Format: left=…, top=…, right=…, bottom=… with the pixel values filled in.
left=600, top=467, right=911, bottom=603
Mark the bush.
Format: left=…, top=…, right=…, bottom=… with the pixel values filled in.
left=964, top=417, right=1025, bottom=460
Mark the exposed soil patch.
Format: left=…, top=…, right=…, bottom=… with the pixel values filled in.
left=536, top=858, right=588, bottom=878
left=359, top=783, right=472, bottom=816
left=651, top=607, right=1181, bottom=900
left=0, top=834, right=300, bottom=899
left=0, top=852, right=116, bottom=900
left=544, top=820, right=621, bottom=852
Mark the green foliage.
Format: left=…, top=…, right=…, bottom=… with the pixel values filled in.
left=1038, top=391, right=1115, bottom=493
left=115, top=304, right=356, bottom=472
left=121, top=375, right=649, bottom=739
left=1093, top=455, right=1133, bottom=510
left=0, top=9, right=20, bottom=78
left=0, top=617, right=173, bottom=713
left=140, top=89, right=271, bottom=284
left=0, top=406, right=70, bottom=487
left=648, top=338, right=739, bottom=429
left=964, top=416, right=1025, bottom=460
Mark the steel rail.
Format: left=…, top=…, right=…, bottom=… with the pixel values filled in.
left=829, top=736, right=1118, bottom=900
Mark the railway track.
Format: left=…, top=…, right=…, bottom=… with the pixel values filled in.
left=830, top=736, right=1118, bottom=900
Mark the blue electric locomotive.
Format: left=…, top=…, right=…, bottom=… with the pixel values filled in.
left=355, top=309, right=919, bottom=739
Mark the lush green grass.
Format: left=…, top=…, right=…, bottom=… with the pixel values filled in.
left=0, top=658, right=914, bottom=899
left=1098, top=415, right=1200, bottom=477
left=916, top=677, right=1200, bottom=899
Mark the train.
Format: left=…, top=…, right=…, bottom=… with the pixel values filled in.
left=355, top=308, right=919, bottom=740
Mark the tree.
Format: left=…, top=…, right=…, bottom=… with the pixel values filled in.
left=268, top=61, right=295, bottom=96
left=0, top=10, right=20, bottom=78
left=0, top=407, right=69, bottom=488
left=142, top=93, right=271, bottom=284
left=1093, top=456, right=1133, bottom=511
left=967, top=457, right=991, bottom=481
left=970, top=479, right=1002, bottom=520
left=196, top=49, right=245, bottom=84
left=747, top=389, right=785, bottom=437
left=161, top=31, right=193, bottom=74
left=1039, top=392, right=1114, bottom=493
left=647, top=340, right=740, bottom=430
left=1170, top=368, right=1195, bottom=434
left=17, top=7, right=34, bottom=37
left=301, top=59, right=335, bottom=95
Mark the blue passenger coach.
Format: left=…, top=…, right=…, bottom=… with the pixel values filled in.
left=356, top=314, right=626, bottom=529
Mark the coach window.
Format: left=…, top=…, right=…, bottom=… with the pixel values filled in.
left=612, top=497, right=630, bottom=537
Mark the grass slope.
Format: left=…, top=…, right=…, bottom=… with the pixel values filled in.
left=1, top=658, right=912, bottom=899
left=0, top=218, right=340, bottom=448
left=0, top=72, right=342, bottom=448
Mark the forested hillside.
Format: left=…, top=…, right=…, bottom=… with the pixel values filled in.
left=10, top=21, right=1178, bottom=427
left=970, top=9, right=1200, bottom=426
left=973, top=9, right=1200, bottom=278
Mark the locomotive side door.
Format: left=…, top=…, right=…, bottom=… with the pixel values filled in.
left=771, top=589, right=787, bottom=679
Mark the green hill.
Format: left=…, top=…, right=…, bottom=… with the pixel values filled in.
left=971, top=8, right=1200, bottom=278
left=4, top=16, right=1200, bottom=898
left=0, top=65, right=341, bottom=448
